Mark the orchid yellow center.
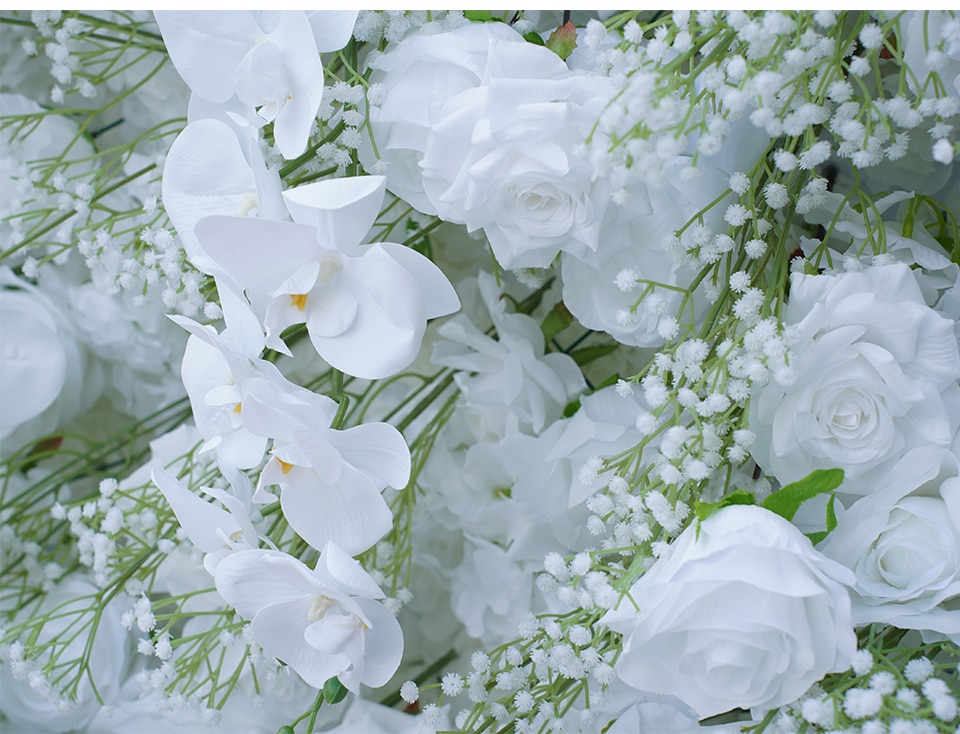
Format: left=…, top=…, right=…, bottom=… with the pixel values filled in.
left=290, top=293, right=309, bottom=311
left=232, top=402, right=242, bottom=414
left=277, top=458, right=294, bottom=474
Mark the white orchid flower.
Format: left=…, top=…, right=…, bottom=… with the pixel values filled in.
left=214, top=545, right=403, bottom=693
left=195, top=175, right=460, bottom=380
left=162, top=117, right=286, bottom=275
left=154, top=11, right=357, bottom=158
left=151, top=465, right=259, bottom=574
left=171, top=285, right=315, bottom=470
left=239, top=377, right=409, bottom=555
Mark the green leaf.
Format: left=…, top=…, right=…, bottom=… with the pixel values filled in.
left=523, top=31, right=546, bottom=46
left=562, top=398, right=581, bottom=418
left=546, top=20, right=578, bottom=60
left=541, top=301, right=574, bottom=347
left=464, top=10, right=494, bottom=22
left=570, top=343, right=619, bottom=366
left=695, top=490, right=757, bottom=524
left=322, top=676, right=348, bottom=705
left=806, top=530, right=829, bottom=546
left=761, top=468, right=845, bottom=522
left=825, top=492, right=838, bottom=532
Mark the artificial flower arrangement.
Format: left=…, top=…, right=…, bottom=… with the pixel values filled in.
left=1, top=9, right=959, bottom=734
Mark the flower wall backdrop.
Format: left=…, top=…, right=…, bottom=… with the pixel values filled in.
left=1, top=9, right=959, bottom=734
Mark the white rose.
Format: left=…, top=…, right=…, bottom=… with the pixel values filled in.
left=0, top=575, right=130, bottom=733
left=750, top=263, right=960, bottom=495
left=601, top=505, right=856, bottom=718
left=819, top=446, right=960, bottom=643
left=359, top=22, right=527, bottom=215
left=0, top=268, right=103, bottom=457
left=420, top=38, right=616, bottom=269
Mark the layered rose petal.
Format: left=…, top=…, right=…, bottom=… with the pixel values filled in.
left=602, top=505, right=855, bottom=718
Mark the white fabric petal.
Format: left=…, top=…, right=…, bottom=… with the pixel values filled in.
left=327, top=422, right=411, bottom=490
left=377, top=242, right=460, bottom=319
left=280, top=465, right=392, bottom=555
left=214, top=549, right=317, bottom=618
left=282, top=176, right=386, bottom=254
left=195, top=216, right=319, bottom=312
left=154, top=12, right=260, bottom=103
left=306, top=10, right=358, bottom=53
left=0, top=301, right=66, bottom=427
left=151, top=467, right=238, bottom=555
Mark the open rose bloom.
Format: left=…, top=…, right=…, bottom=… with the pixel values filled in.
left=2, top=10, right=960, bottom=734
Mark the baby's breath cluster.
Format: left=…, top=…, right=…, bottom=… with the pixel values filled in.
left=749, top=629, right=960, bottom=734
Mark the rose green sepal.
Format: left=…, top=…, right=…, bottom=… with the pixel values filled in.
left=805, top=493, right=840, bottom=546
left=322, top=676, right=348, bottom=705
left=464, top=10, right=499, bottom=22
left=523, top=31, right=546, bottom=46
left=761, top=468, right=844, bottom=522
left=694, top=489, right=758, bottom=537
left=546, top=21, right=578, bottom=60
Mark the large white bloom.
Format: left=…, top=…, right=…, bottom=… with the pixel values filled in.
left=750, top=264, right=960, bottom=494
left=359, top=22, right=527, bottom=214
left=419, top=38, right=616, bottom=269
left=602, top=505, right=856, bottom=718
left=214, top=545, right=403, bottom=693
left=0, top=268, right=103, bottom=456
left=819, top=446, right=960, bottom=643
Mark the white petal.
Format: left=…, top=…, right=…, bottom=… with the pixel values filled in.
left=377, top=242, right=460, bottom=319
left=328, top=422, right=411, bottom=490
left=307, top=10, right=358, bottom=53
left=0, top=302, right=66, bottom=427
left=214, top=548, right=316, bottom=618
left=195, top=216, right=318, bottom=312
left=280, top=465, right=392, bottom=554
left=354, top=597, right=404, bottom=688
left=154, top=11, right=260, bottom=103
left=315, top=541, right=384, bottom=599
left=151, top=467, right=238, bottom=555
left=308, top=246, right=423, bottom=379
left=305, top=285, right=359, bottom=337
left=252, top=596, right=347, bottom=687
left=282, top=176, right=386, bottom=254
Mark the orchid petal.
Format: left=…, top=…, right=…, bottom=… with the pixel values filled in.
left=353, top=597, right=404, bottom=688
left=162, top=120, right=259, bottom=275
left=315, top=541, right=384, bottom=599
left=154, top=12, right=260, bottom=103
left=309, top=246, right=423, bottom=379
left=282, top=176, right=386, bottom=254
left=215, top=549, right=319, bottom=618
left=280, top=466, right=392, bottom=554
left=252, top=597, right=348, bottom=687
left=328, top=422, right=411, bottom=490
left=195, top=216, right=319, bottom=313
left=306, top=10, right=358, bottom=53
left=305, top=285, right=359, bottom=338
left=151, top=467, right=239, bottom=555
left=377, top=242, right=460, bottom=319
